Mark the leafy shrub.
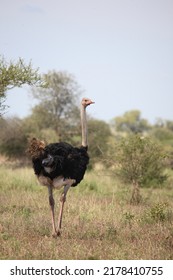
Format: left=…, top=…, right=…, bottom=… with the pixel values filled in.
left=109, top=134, right=167, bottom=203
left=149, top=203, right=168, bottom=222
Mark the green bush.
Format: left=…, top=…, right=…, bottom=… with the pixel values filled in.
left=110, top=134, right=167, bottom=203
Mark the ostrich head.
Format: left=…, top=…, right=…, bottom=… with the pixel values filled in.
left=81, top=98, right=94, bottom=108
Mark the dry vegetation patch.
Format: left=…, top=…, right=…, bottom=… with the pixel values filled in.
left=0, top=165, right=173, bottom=259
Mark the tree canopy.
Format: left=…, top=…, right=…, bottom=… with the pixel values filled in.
left=0, top=56, right=45, bottom=115
left=113, top=110, right=150, bottom=133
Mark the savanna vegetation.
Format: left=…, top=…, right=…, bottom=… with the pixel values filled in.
left=0, top=55, right=173, bottom=259
left=0, top=163, right=173, bottom=260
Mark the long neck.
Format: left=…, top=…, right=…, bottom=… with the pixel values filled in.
left=81, top=105, right=88, bottom=147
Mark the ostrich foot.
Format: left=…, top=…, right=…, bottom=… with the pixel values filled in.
left=52, top=232, right=58, bottom=238
left=52, top=230, right=61, bottom=238
left=57, top=230, right=61, bottom=237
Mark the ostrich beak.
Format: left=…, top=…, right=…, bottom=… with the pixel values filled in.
left=90, top=100, right=95, bottom=105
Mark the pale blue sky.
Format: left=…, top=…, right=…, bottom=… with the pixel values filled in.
left=1, top=0, right=173, bottom=123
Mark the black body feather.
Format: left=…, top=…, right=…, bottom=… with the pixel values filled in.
left=32, top=142, right=89, bottom=187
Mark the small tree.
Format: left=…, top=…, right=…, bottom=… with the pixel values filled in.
left=31, top=71, right=81, bottom=140
left=112, top=134, right=167, bottom=204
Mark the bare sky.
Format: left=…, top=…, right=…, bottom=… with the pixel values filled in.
left=1, top=0, right=173, bottom=123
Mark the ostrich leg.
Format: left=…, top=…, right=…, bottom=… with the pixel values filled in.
left=48, top=186, right=57, bottom=237
left=56, top=184, right=71, bottom=236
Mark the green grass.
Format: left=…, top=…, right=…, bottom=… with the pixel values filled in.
left=0, top=164, right=173, bottom=259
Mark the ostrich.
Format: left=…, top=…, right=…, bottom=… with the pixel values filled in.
left=28, top=97, right=94, bottom=237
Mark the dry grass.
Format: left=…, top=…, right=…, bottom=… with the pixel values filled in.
left=0, top=164, right=173, bottom=260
